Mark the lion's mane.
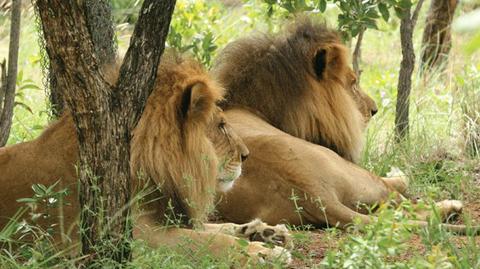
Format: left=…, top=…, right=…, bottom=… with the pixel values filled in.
left=213, top=19, right=367, bottom=162
left=131, top=52, right=225, bottom=226
left=0, top=52, right=225, bottom=234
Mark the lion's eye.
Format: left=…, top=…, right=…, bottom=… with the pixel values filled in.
left=218, top=121, right=226, bottom=129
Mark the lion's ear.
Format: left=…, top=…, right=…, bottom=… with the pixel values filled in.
left=313, top=49, right=327, bottom=79
left=179, top=82, right=212, bottom=121
left=314, top=46, right=347, bottom=81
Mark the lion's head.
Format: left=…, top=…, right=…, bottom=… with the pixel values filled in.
left=213, top=19, right=377, bottom=163
left=131, top=52, right=248, bottom=226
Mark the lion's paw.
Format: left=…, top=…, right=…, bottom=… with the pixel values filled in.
left=435, top=199, right=464, bottom=222
left=438, top=200, right=463, bottom=213
left=235, top=219, right=293, bottom=249
left=248, top=241, right=292, bottom=265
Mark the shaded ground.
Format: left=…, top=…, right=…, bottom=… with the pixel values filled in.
left=289, top=201, right=480, bottom=268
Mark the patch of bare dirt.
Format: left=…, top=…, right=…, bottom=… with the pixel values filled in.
left=289, top=201, right=480, bottom=268
left=289, top=230, right=344, bottom=268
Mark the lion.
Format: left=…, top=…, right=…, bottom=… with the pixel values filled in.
left=214, top=20, right=378, bottom=163
left=211, top=20, right=477, bottom=234
left=0, top=52, right=292, bottom=264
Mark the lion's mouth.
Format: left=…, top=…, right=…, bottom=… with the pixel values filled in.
left=217, top=165, right=242, bottom=192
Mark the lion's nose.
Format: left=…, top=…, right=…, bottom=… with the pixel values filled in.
left=371, top=108, right=378, bottom=116
left=241, top=153, right=249, bottom=162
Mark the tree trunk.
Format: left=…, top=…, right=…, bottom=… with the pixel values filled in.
left=420, top=0, right=458, bottom=74
left=48, top=0, right=116, bottom=118
left=352, top=28, right=364, bottom=83
left=0, top=0, right=21, bottom=146
left=35, top=0, right=175, bottom=266
left=395, top=0, right=425, bottom=141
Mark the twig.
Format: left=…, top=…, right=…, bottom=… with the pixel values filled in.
left=411, top=0, right=426, bottom=26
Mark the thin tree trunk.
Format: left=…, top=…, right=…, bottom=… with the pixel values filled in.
left=352, top=28, right=364, bottom=82
left=395, top=0, right=425, bottom=141
left=48, top=0, right=116, bottom=118
left=420, top=0, right=458, bottom=74
left=0, top=60, right=6, bottom=113
left=0, top=0, right=21, bottom=146
left=35, top=0, right=175, bottom=266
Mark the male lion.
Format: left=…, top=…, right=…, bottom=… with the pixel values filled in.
left=214, top=20, right=377, bottom=163
left=0, top=52, right=292, bottom=264
left=212, top=20, right=476, bottom=233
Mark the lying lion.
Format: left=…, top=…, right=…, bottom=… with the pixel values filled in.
left=0, top=52, right=292, bottom=264
left=212, top=19, right=477, bottom=233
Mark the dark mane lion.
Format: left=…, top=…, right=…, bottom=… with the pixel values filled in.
left=213, top=19, right=377, bottom=162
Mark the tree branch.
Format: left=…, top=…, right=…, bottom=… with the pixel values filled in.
left=352, top=28, right=365, bottom=82
left=0, top=0, right=22, bottom=146
left=411, top=0, right=426, bottom=26
left=36, top=0, right=105, bottom=117
left=116, top=0, right=176, bottom=130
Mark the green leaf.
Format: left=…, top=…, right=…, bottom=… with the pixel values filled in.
left=378, top=3, right=390, bottom=21
left=19, top=83, right=41, bottom=91
left=32, top=124, right=44, bottom=130
left=366, top=9, right=380, bottom=19
left=45, top=180, right=60, bottom=194
left=364, top=18, right=378, bottom=30
left=17, top=198, right=38, bottom=204
left=317, top=0, right=327, bottom=12
left=465, top=32, right=480, bottom=55
left=399, top=0, right=412, bottom=9
left=14, top=102, right=33, bottom=114
left=394, top=6, right=406, bottom=18
left=31, top=184, right=47, bottom=196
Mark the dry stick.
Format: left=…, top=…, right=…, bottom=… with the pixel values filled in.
left=394, top=0, right=426, bottom=142
left=0, top=0, right=21, bottom=146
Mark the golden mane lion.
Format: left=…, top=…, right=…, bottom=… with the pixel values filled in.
left=212, top=20, right=477, bottom=234
left=0, top=52, right=292, bottom=264
left=214, top=20, right=377, bottom=163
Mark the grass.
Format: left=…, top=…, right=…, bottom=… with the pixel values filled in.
left=1, top=0, right=480, bottom=268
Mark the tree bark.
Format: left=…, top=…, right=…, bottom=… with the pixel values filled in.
left=0, top=0, right=21, bottom=146
left=420, top=0, right=458, bottom=74
left=35, top=0, right=175, bottom=265
left=48, top=0, right=116, bottom=118
left=395, top=0, right=425, bottom=141
left=352, top=28, right=364, bottom=83
left=0, top=60, right=6, bottom=115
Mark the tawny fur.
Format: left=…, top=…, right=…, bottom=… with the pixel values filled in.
left=214, top=20, right=476, bottom=235
left=0, top=52, right=292, bottom=264
left=213, top=19, right=377, bottom=162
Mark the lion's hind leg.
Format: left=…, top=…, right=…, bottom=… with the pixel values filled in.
left=203, top=219, right=293, bottom=249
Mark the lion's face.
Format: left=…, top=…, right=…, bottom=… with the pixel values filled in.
left=208, top=110, right=249, bottom=192
left=346, top=72, right=378, bottom=123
